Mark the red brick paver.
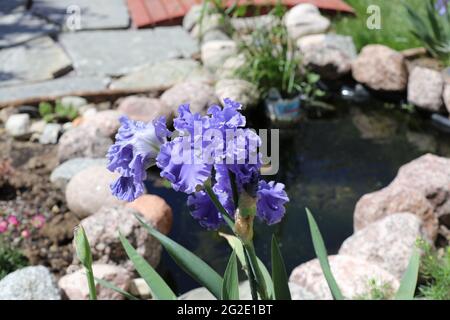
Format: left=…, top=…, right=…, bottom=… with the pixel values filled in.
left=127, top=0, right=354, bottom=28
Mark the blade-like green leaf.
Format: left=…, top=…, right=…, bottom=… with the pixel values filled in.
left=271, top=235, right=291, bottom=300
left=74, top=226, right=96, bottom=300
left=222, top=251, right=239, bottom=300
left=136, top=215, right=223, bottom=299
left=94, top=277, right=139, bottom=300
left=119, top=233, right=176, bottom=300
left=306, top=208, right=344, bottom=300
left=219, top=233, right=274, bottom=299
left=395, top=248, right=420, bottom=300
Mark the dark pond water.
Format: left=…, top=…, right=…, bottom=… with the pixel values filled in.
left=145, top=97, right=450, bottom=295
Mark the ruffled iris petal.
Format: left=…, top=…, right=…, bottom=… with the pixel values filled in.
left=256, top=180, right=289, bottom=225
left=187, top=191, right=224, bottom=230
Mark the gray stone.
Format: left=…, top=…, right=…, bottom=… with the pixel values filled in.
left=110, top=59, right=213, bottom=91
left=161, top=81, right=218, bottom=114
left=60, top=28, right=198, bottom=76
left=60, top=96, right=88, bottom=109
left=77, top=205, right=162, bottom=271
left=0, top=37, right=71, bottom=87
left=39, top=123, right=62, bottom=144
left=182, top=4, right=204, bottom=31
left=117, top=96, right=172, bottom=122
left=191, top=14, right=226, bottom=39
left=297, top=34, right=357, bottom=80
left=65, top=166, right=124, bottom=218
left=215, top=79, right=260, bottom=108
left=352, top=45, right=408, bottom=91
left=217, top=54, right=247, bottom=80
left=284, top=4, right=330, bottom=40
left=289, top=255, right=399, bottom=300
left=201, top=40, right=237, bottom=71
left=57, top=125, right=112, bottom=163
left=0, top=0, right=26, bottom=14
left=231, top=15, right=277, bottom=34
left=59, top=264, right=131, bottom=300
left=5, top=113, right=30, bottom=138
left=0, top=12, right=58, bottom=48
left=0, top=266, right=60, bottom=300
left=50, top=157, right=109, bottom=190
left=444, top=84, right=450, bottom=114
left=31, top=0, right=130, bottom=30
left=0, top=76, right=110, bottom=107
left=408, top=67, right=444, bottom=112
left=201, top=29, right=230, bottom=43
left=339, top=213, right=428, bottom=280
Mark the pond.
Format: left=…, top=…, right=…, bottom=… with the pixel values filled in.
left=145, top=96, right=450, bottom=295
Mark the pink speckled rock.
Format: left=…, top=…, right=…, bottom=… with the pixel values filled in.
left=289, top=255, right=399, bottom=300
left=59, top=264, right=131, bottom=300
left=340, top=213, right=428, bottom=279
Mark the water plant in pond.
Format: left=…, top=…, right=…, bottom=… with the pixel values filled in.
left=233, top=5, right=324, bottom=101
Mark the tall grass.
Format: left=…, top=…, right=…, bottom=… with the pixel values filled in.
left=332, top=0, right=426, bottom=51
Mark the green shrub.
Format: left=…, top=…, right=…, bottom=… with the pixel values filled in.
left=332, top=0, right=424, bottom=51
left=39, top=100, right=79, bottom=123
left=404, top=0, right=450, bottom=65
left=353, top=278, right=395, bottom=300
left=418, top=239, right=450, bottom=300
left=0, top=242, right=28, bottom=280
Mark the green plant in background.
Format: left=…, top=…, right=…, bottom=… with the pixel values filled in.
left=333, top=0, right=424, bottom=51
left=417, top=239, right=450, bottom=300
left=404, top=0, right=450, bottom=65
left=39, top=100, right=79, bottom=123
left=0, top=240, right=28, bottom=280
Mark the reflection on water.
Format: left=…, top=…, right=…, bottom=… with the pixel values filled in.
left=145, top=100, right=450, bottom=295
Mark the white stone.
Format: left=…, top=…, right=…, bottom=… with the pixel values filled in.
left=5, top=113, right=30, bottom=138
left=39, top=123, right=61, bottom=144
left=284, top=4, right=330, bottom=40
left=0, top=266, right=60, bottom=300
left=201, top=40, right=237, bottom=71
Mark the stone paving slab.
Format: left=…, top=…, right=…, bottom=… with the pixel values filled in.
left=0, top=37, right=72, bottom=87
left=0, top=0, right=26, bottom=14
left=0, top=76, right=110, bottom=107
left=110, top=59, right=212, bottom=91
left=59, top=27, right=199, bottom=76
left=31, top=0, right=130, bottom=30
left=0, top=12, right=59, bottom=48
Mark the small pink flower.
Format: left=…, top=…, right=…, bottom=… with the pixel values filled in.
left=7, top=215, right=19, bottom=227
left=21, top=229, right=30, bottom=239
left=0, top=220, right=8, bottom=233
left=32, top=214, right=46, bottom=229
